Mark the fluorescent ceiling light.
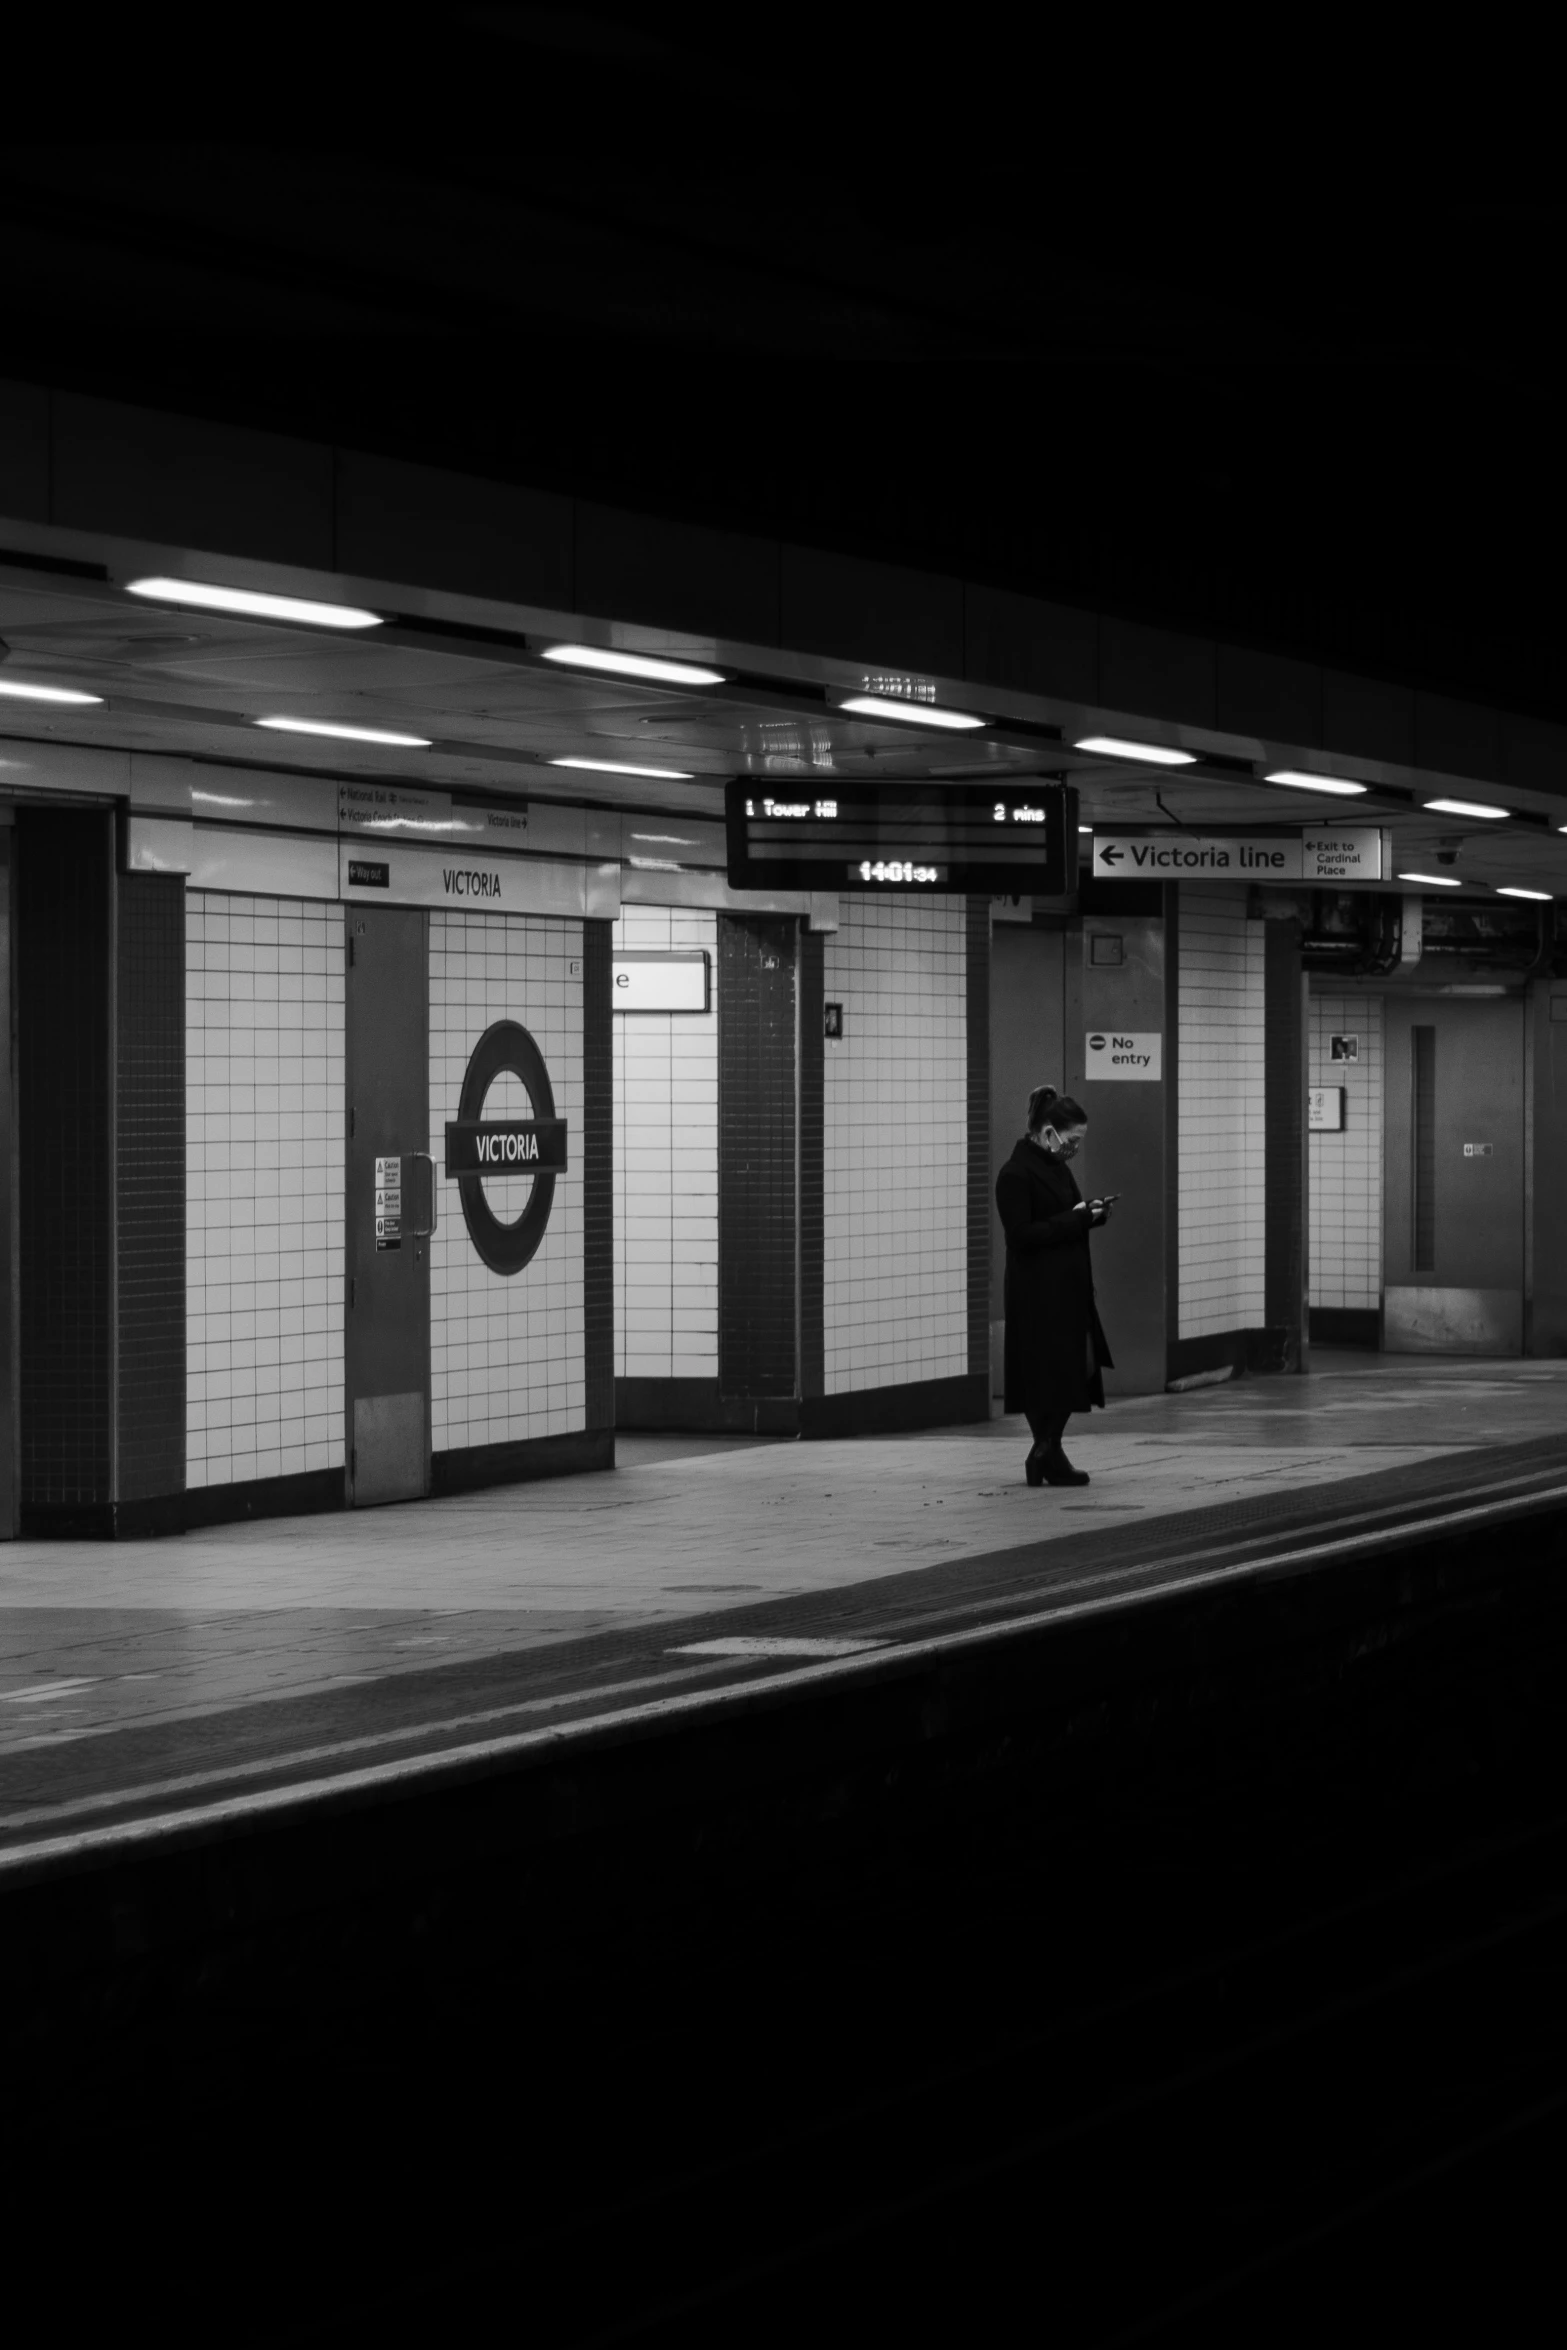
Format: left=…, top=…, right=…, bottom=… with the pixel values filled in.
left=0, top=679, right=104, bottom=705
left=254, top=717, right=431, bottom=747
left=1263, top=769, right=1368, bottom=796
left=1074, top=735, right=1196, bottom=767
left=1398, top=871, right=1463, bottom=887
left=1496, top=886, right=1553, bottom=901
left=1423, top=797, right=1508, bottom=819
left=550, top=755, right=694, bottom=780
left=541, top=643, right=724, bottom=687
left=126, top=577, right=383, bottom=629
left=837, top=693, right=985, bottom=731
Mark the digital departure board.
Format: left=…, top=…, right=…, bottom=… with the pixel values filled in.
left=725, top=780, right=1074, bottom=893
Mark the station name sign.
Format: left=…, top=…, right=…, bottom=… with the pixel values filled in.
left=444, top=1119, right=569, bottom=1174
left=728, top=779, right=1073, bottom=893
left=1091, top=828, right=1385, bottom=884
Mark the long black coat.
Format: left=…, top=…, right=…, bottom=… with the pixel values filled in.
left=996, top=1138, right=1113, bottom=1416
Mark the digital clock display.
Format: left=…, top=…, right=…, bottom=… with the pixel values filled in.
left=726, top=781, right=1073, bottom=893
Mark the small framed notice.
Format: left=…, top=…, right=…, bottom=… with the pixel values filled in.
left=374, top=1153, right=403, bottom=1248
left=1329, top=1034, right=1360, bottom=1063
left=1308, top=1087, right=1345, bottom=1132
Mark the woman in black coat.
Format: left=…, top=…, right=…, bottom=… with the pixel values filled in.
left=995, top=1083, right=1114, bottom=1487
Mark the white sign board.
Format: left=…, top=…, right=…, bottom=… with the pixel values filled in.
left=339, top=782, right=531, bottom=846
left=613, top=952, right=710, bottom=1012
left=339, top=840, right=589, bottom=915
left=1308, top=1087, right=1345, bottom=1131
left=1092, top=828, right=1384, bottom=883
left=1085, top=1030, right=1162, bottom=1080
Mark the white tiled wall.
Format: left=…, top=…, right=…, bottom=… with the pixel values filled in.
left=1177, top=887, right=1267, bottom=1338
left=186, top=893, right=344, bottom=1489
left=430, top=912, right=585, bottom=1450
left=612, top=906, right=719, bottom=1380
left=824, top=895, right=968, bottom=1393
left=1308, top=992, right=1383, bottom=1310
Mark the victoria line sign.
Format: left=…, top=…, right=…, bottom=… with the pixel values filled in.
left=1091, top=828, right=1386, bottom=883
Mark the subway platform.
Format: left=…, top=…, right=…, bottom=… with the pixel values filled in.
left=9, top=1349, right=1567, bottom=2347
left=5, top=1349, right=1567, bottom=1870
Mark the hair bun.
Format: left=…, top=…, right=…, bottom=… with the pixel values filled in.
left=1026, top=1080, right=1087, bottom=1135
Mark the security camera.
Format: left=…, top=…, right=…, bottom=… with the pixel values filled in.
left=1435, top=850, right=1458, bottom=866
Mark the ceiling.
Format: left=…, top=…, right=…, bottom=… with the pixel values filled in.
left=4, top=553, right=1566, bottom=904
left=4, top=14, right=1564, bottom=718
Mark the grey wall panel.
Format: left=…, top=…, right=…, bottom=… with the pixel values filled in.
left=335, top=450, right=572, bottom=607
left=717, top=916, right=796, bottom=1406
left=780, top=545, right=964, bottom=674
left=1263, top=922, right=1306, bottom=1364
left=988, top=920, right=1066, bottom=1393
left=1076, top=909, right=1168, bottom=1395
left=798, top=927, right=824, bottom=1402
left=1215, top=645, right=1323, bottom=748
left=581, top=919, right=616, bottom=1433
left=0, top=836, right=14, bottom=1535
left=16, top=807, right=114, bottom=1529
left=115, top=874, right=187, bottom=1507
left=1415, top=692, right=1502, bottom=784
left=0, top=379, right=49, bottom=524
left=52, top=395, right=334, bottom=568
left=1529, top=984, right=1567, bottom=1357
left=962, top=584, right=1097, bottom=702
left=1099, top=619, right=1216, bottom=729
left=964, top=900, right=991, bottom=1381
left=575, top=502, right=779, bottom=646
left=1323, top=671, right=1415, bottom=767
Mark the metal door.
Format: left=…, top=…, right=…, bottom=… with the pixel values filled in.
left=1383, top=996, right=1525, bottom=1352
left=345, top=906, right=432, bottom=1503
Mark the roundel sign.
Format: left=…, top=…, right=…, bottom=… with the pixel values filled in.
left=443, top=1021, right=567, bottom=1276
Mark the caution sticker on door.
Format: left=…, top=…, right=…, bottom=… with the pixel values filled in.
left=375, top=1154, right=402, bottom=1250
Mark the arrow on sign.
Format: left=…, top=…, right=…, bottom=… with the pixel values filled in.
left=1099, top=843, right=1124, bottom=865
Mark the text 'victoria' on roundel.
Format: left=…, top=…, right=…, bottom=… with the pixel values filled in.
left=445, top=1020, right=567, bottom=1275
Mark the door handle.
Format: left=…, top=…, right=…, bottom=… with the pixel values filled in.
left=405, top=1152, right=438, bottom=1239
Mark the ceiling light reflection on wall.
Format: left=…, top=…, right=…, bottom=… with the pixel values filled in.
left=550, top=756, right=694, bottom=780
left=1423, top=797, right=1508, bottom=819
left=126, top=578, right=383, bottom=629
left=0, top=679, right=105, bottom=704
left=541, top=644, right=725, bottom=687
left=254, top=717, right=432, bottom=747
left=1074, top=735, right=1196, bottom=766
left=1398, top=871, right=1463, bottom=887
left=837, top=693, right=985, bottom=731
left=1263, top=769, right=1368, bottom=796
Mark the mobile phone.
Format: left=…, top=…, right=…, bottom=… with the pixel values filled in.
left=1095, top=1193, right=1121, bottom=1205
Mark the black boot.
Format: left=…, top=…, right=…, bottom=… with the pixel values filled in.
left=1041, top=1443, right=1089, bottom=1488
left=1025, top=1445, right=1047, bottom=1488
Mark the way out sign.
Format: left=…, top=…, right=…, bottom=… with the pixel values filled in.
left=1085, top=1031, right=1162, bottom=1080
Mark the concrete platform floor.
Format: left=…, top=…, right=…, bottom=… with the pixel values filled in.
left=4, top=1351, right=1567, bottom=1857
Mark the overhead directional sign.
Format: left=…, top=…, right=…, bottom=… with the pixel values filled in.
left=1092, top=828, right=1385, bottom=884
